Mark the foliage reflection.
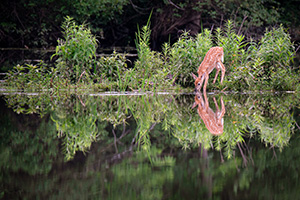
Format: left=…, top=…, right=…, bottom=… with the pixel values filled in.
left=2, top=92, right=299, bottom=161
left=1, top=92, right=300, bottom=199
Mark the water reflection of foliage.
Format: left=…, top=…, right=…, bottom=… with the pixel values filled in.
left=1, top=93, right=300, bottom=199
left=4, top=93, right=51, bottom=117
left=245, top=135, right=300, bottom=198
left=51, top=95, right=109, bottom=160
left=2, top=132, right=300, bottom=199
left=96, top=92, right=298, bottom=161
left=210, top=134, right=300, bottom=198
left=3, top=92, right=299, bottom=161
left=226, top=94, right=296, bottom=151
left=108, top=148, right=175, bottom=200
left=0, top=103, right=58, bottom=176
left=171, top=93, right=297, bottom=160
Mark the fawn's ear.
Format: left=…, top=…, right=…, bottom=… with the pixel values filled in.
left=192, top=102, right=198, bottom=109
left=191, top=73, right=197, bottom=80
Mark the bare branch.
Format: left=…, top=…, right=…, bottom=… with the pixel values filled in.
left=77, top=95, right=86, bottom=107
left=237, top=142, right=248, bottom=167
left=129, top=0, right=148, bottom=14
left=238, top=15, right=248, bottom=35
left=168, top=0, right=184, bottom=10
left=112, top=128, right=118, bottom=153
left=77, top=70, right=86, bottom=84
left=295, top=121, right=300, bottom=130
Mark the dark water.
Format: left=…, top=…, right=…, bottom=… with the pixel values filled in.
left=0, top=91, right=300, bottom=199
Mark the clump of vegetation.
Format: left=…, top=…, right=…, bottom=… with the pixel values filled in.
left=253, top=25, right=297, bottom=91
left=92, top=52, right=129, bottom=91
left=4, top=62, right=52, bottom=91
left=219, top=22, right=298, bottom=91
left=51, top=16, right=98, bottom=83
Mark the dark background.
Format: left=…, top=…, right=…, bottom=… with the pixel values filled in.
left=1, top=0, right=299, bottom=50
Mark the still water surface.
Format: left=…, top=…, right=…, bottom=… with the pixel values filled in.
left=1, top=91, right=300, bottom=199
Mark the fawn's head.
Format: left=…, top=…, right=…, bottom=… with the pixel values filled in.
left=192, top=73, right=202, bottom=91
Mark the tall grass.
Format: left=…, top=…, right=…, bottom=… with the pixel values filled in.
left=162, top=20, right=298, bottom=91
left=131, top=14, right=173, bottom=91
left=131, top=20, right=214, bottom=90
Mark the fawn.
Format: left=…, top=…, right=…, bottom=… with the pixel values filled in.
left=192, top=47, right=225, bottom=92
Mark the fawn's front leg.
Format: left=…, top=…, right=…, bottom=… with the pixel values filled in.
left=203, top=73, right=209, bottom=92
left=217, top=60, right=226, bottom=84
left=213, top=67, right=220, bottom=84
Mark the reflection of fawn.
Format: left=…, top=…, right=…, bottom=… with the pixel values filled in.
left=192, top=91, right=225, bottom=135
left=192, top=47, right=226, bottom=92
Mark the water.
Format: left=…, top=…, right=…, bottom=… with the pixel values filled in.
left=0, top=91, right=300, bottom=199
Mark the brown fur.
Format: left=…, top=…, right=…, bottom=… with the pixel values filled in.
left=192, top=91, right=225, bottom=135
left=192, top=47, right=225, bottom=92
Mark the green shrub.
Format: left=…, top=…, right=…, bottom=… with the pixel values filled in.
left=256, top=25, right=295, bottom=67
left=5, top=62, right=51, bottom=91
left=52, top=16, right=98, bottom=83
left=4, top=17, right=298, bottom=92
left=251, top=25, right=296, bottom=90
left=216, top=22, right=298, bottom=91
left=93, top=52, right=130, bottom=91
left=94, top=52, right=127, bottom=81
